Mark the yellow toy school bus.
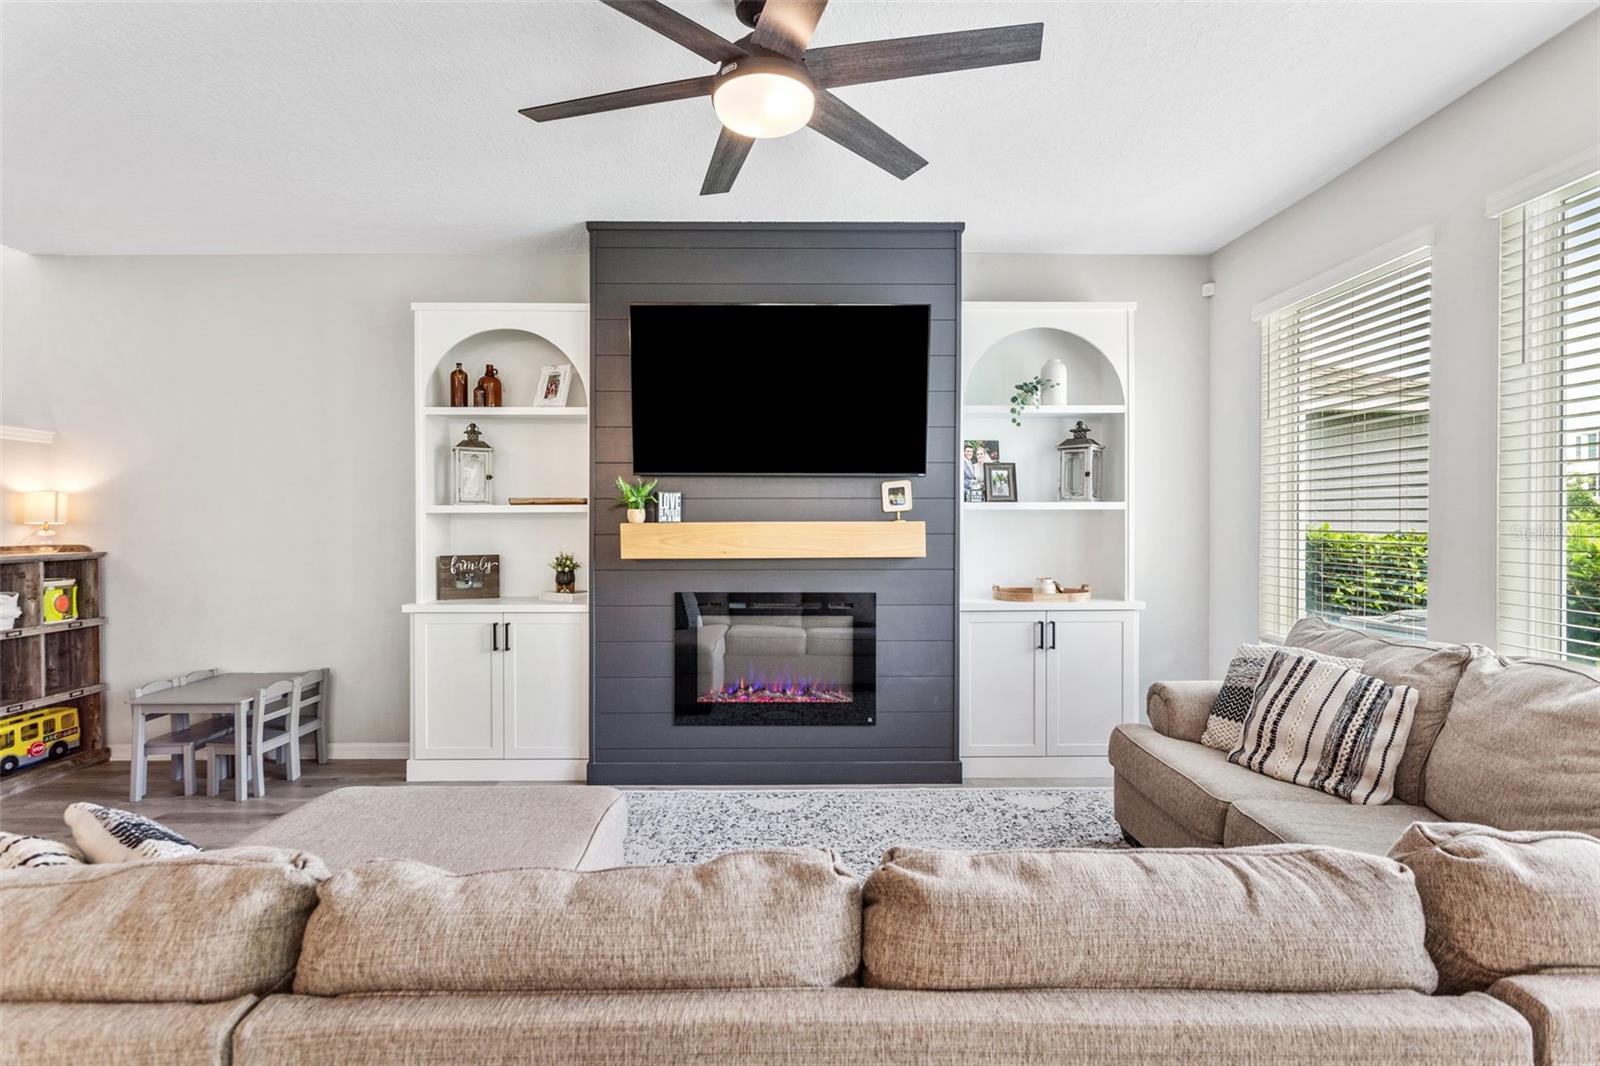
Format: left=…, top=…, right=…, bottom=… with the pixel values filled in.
left=0, top=706, right=81, bottom=775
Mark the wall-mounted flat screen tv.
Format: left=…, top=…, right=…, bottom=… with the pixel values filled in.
left=629, top=304, right=931, bottom=476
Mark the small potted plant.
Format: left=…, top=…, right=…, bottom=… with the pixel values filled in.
left=615, top=476, right=658, bottom=524
left=1010, top=376, right=1045, bottom=426
left=549, top=551, right=581, bottom=594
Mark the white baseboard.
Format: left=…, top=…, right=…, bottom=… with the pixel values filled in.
left=406, top=758, right=586, bottom=782
left=960, top=755, right=1112, bottom=783
left=111, top=742, right=408, bottom=761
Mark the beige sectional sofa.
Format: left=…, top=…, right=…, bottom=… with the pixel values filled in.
left=1111, top=617, right=1600, bottom=854
left=5, top=825, right=1598, bottom=1065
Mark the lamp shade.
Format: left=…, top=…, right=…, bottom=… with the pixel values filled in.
left=21, top=491, right=68, bottom=526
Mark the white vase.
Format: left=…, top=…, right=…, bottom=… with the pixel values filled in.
left=627, top=508, right=646, bottom=524
left=1040, top=358, right=1068, bottom=406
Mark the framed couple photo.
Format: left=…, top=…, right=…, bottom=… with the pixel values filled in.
left=962, top=440, right=1016, bottom=503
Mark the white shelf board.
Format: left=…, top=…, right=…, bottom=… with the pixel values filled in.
left=423, top=406, right=587, bottom=419
left=424, top=504, right=588, bottom=515
left=961, top=597, right=1145, bottom=612
left=963, top=405, right=1125, bottom=418
left=403, top=595, right=589, bottom=614
left=963, top=501, right=1126, bottom=511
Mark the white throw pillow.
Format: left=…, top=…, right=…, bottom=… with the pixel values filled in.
left=0, top=831, right=83, bottom=869
left=64, top=802, right=199, bottom=862
left=1228, top=648, right=1418, bottom=806
left=1200, top=642, right=1361, bottom=752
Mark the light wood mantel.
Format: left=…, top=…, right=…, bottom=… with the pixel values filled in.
left=617, top=520, right=927, bottom=560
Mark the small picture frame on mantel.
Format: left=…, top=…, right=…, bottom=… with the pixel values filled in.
left=436, top=554, right=501, bottom=600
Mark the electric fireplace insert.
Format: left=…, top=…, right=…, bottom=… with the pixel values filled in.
left=674, top=592, right=876, bottom=726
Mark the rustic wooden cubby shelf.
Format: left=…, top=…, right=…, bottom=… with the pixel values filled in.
left=617, top=521, right=927, bottom=561
left=0, top=550, right=110, bottom=796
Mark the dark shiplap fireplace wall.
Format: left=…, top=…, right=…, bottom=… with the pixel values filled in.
left=586, top=222, right=963, bottom=785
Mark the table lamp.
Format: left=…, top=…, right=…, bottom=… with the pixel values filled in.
left=22, top=491, right=69, bottom=540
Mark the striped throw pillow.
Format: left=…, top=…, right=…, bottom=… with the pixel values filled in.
left=0, top=832, right=83, bottom=869
left=1200, top=643, right=1361, bottom=752
left=1228, top=649, right=1418, bottom=806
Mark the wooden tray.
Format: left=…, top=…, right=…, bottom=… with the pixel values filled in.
left=992, top=582, right=1091, bottom=603
left=508, top=497, right=588, bottom=506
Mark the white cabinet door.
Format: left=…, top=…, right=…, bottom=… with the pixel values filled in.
left=504, top=614, right=589, bottom=759
left=412, top=613, right=502, bottom=759
left=1044, top=614, right=1130, bottom=756
left=960, top=612, right=1047, bottom=756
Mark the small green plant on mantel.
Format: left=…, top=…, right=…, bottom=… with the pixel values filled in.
left=615, top=476, right=658, bottom=523
left=1010, top=377, right=1045, bottom=426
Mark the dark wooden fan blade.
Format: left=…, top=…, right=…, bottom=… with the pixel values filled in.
left=520, top=76, right=716, bottom=122
left=805, top=23, right=1043, bottom=88
left=806, top=90, right=926, bottom=180
left=701, top=127, right=755, bottom=195
left=749, top=0, right=827, bottom=60
left=600, top=0, right=746, bottom=64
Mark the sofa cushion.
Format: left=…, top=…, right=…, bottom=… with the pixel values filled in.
left=1112, top=771, right=1213, bottom=848
left=1491, top=972, right=1600, bottom=1066
left=237, top=784, right=627, bottom=872
left=1200, top=643, right=1360, bottom=752
left=861, top=845, right=1436, bottom=993
left=64, top=801, right=199, bottom=862
left=1286, top=617, right=1474, bottom=805
left=293, top=849, right=861, bottom=995
left=1388, top=822, right=1600, bottom=993
left=234, top=988, right=1531, bottom=1066
left=1229, top=650, right=1418, bottom=805
left=1422, top=654, right=1600, bottom=833
left=0, top=996, right=258, bottom=1066
left=1224, top=798, right=1441, bottom=855
left=0, top=848, right=326, bottom=1002
left=1109, top=724, right=1346, bottom=845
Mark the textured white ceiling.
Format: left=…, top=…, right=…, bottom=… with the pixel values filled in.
left=2, top=1, right=1593, bottom=255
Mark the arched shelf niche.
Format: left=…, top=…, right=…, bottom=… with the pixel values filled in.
left=428, top=328, right=589, bottom=409
left=963, top=327, right=1124, bottom=408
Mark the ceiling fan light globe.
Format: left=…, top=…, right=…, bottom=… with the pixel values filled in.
left=712, top=70, right=814, bottom=139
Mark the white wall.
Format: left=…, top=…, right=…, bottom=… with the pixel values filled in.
left=0, top=249, right=586, bottom=749
left=1, top=247, right=1211, bottom=747
left=964, top=255, right=1213, bottom=690
left=1207, top=13, right=1600, bottom=670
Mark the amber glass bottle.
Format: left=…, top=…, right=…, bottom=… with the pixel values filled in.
left=449, top=362, right=469, bottom=407
left=479, top=364, right=503, bottom=407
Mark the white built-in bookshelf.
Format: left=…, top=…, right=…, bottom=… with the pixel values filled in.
left=958, top=302, right=1143, bottom=778
left=404, top=303, right=591, bottom=782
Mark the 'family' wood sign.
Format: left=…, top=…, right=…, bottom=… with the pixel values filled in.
left=436, top=554, right=501, bottom=600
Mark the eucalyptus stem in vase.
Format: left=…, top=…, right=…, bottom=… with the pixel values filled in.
left=1010, top=377, right=1045, bottom=426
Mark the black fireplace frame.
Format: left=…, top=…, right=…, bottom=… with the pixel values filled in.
left=673, top=592, right=877, bottom=726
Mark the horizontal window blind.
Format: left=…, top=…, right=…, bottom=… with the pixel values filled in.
left=1260, top=248, right=1432, bottom=641
left=1497, top=170, right=1600, bottom=663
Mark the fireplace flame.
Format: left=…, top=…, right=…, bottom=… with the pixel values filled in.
left=699, top=668, right=852, bottom=704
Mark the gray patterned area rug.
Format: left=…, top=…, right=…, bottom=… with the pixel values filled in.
left=621, top=787, right=1125, bottom=876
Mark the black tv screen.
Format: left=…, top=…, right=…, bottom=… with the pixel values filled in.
left=629, top=304, right=931, bottom=476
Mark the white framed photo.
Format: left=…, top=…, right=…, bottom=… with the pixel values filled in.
left=880, top=479, right=913, bottom=516
left=535, top=364, right=573, bottom=407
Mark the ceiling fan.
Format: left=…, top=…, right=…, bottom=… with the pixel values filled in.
left=521, top=0, right=1044, bottom=195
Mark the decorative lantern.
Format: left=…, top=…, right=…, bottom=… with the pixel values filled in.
left=451, top=423, right=495, bottom=505
left=1056, top=421, right=1105, bottom=502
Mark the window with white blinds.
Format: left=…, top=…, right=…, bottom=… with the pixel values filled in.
left=1497, top=170, right=1600, bottom=663
left=1259, top=248, right=1432, bottom=642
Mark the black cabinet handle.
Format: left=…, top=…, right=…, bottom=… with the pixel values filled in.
left=1036, top=621, right=1045, bottom=650
left=492, top=622, right=499, bottom=651
left=1049, top=621, right=1057, bottom=650
left=504, top=622, right=512, bottom=651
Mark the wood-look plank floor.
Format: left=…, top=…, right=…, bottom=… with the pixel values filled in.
left=0, top=761, right=1106, bottom=850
